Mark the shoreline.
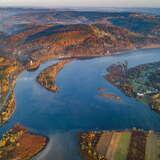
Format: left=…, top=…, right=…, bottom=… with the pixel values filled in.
left=53, top=45, right=160, bottom=61
left=0, top=124, right=48, bottom=160
left=28, top=132, right=49, bottom=160
left=37, top=59, right=70, bottom=92
left=110, top=45, right=160, bottom=57
left=105, top=60, right=160, bottom=113
left=0, top=57, right=23, bottom=125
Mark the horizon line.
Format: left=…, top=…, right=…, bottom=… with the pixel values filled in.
left=0, top=6, right=160, bottom=9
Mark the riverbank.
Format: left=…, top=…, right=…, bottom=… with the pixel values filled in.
left=37, top=59, right=70, bottom=92
left=0, top=56, right=22, bottom=125
left=80, top=129, right=160, bottom=160
left=0, top=124, right=48, bottom=160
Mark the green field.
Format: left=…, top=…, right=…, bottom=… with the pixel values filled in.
left=114, top=132, right=131, bottom=160
left=145, top=132, right=160, bottom=160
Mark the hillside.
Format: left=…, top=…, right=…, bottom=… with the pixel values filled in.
left=0, top=9, right=160, bottom=65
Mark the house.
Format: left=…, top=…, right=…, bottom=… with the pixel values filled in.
left=137, top=93, right=144, bottom=97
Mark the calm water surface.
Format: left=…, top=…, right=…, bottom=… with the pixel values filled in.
left=1, top=48, right=160, bottom=160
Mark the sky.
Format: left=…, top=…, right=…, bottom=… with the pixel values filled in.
left=0, top=0, right=160, bottom=8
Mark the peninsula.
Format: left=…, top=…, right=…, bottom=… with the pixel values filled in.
left=0, top=124, right=47, bottom=160
left=105, top=61, right=160, bottom=112
left=37, top=59, right=70, bottom=92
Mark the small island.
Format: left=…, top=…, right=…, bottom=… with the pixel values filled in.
left=105, top=61, right=160, bottom=112
left=80, top=129, right=160, bottom=160
left=37, top=59, right=70, bottom=92
left=0, top=124, right=48, bottom=160
left=99, top=93, right=121, bottom=102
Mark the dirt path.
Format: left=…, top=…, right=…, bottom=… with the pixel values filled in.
left=96, top=132, right=113, bottom=156
left=105, top=132, right=121, bottom=160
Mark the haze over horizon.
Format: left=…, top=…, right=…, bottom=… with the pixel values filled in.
left=0, top=0, right=160, bottom=8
